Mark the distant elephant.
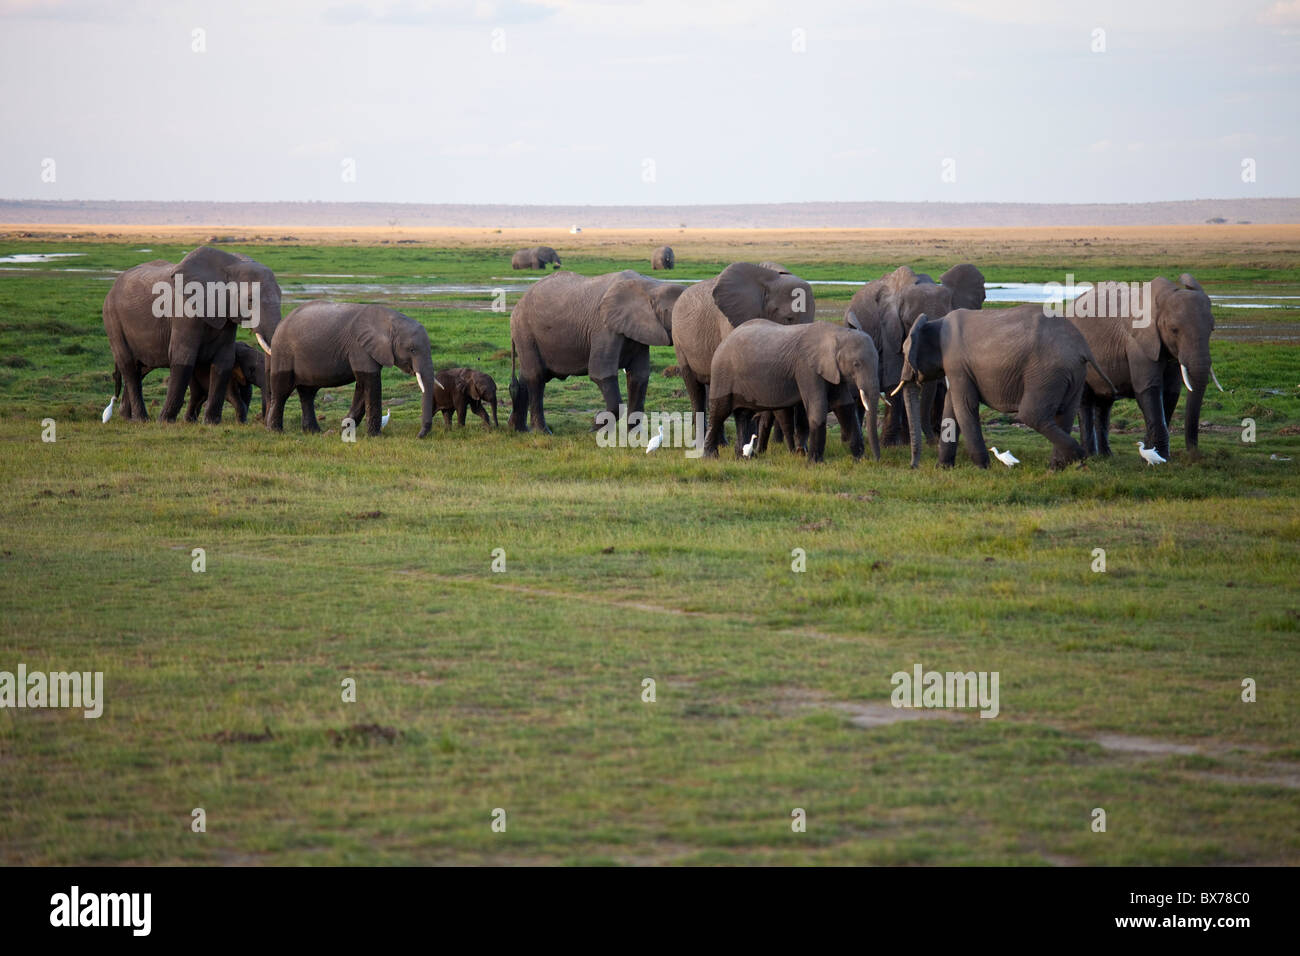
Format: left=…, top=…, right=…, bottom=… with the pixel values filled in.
left=266, top=301, right=435, bottom=437
left=672, top=263, right=816, bottom=443
left=509, top=270, right=684, bottom=433
left=652, top=246, right=675, bottom=270
left=186, top=342, right=267, bottom=423
left=1070, top=273, right=1218, bottom=459
left=103, top=246, right=282, bottom=423
left=705, top=321, right=881, bottom=463
left=512, top=246, right=562, bottom=270
left=899, top=306, right=1114, bottom=469
left=433, top=367, right=499, bottom=428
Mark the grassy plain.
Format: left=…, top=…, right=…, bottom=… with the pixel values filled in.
left=0, top=227, right=1297, bottom=865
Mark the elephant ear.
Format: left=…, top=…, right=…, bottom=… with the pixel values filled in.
left=356, top=310, right=396, bottom=367
left=1132, top=277, right=1176, bottom=364
left=601, top=279, right=670, bottom=347
left=845, top=309, right=863, bottom=331
left=813, top=329, right=842, bottom=385
left=905, top=314, right=931, bottom=378
left=1179, top=273, right=1204, bottom=293
left=711, top=263, right=772, bottom=327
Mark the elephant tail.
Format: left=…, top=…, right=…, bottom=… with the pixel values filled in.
left=1084, top=354, right=1117, bottom=395
left=112, top=367, right=122, bottom=400
left=508, top=341, right=527, bottom=430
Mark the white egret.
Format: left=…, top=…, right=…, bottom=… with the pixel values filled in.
left=101, top=395, right=115, bottom=423
left=381, top=408, right=391, bottom=429
left=742, top=432, right=759, bottom=458
left=1137, top=442, right=1167, bottom=466
left=645, top=426, right=664, bottom=454
left=990, top=446, right=1019, bottom=467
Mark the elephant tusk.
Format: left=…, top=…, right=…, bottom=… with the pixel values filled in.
left=435, top=378, right=445, bottom=391
left=255, top=333, right=272, bottom=355
left=1211, top=367, right=1224, bottom=392
left=889, top=380, right=905, bottom=398
left=859, top=388, right=869, bottom=413
left=415, top=372, right=426, bottom=394
left=1181, top=364, right=1194, bottom=392
left=880, top=396, right=890, bottom=407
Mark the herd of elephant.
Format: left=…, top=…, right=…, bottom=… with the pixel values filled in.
left=101, top=245, right=1219, bottom=469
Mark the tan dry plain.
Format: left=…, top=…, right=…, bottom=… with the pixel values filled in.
left=4, top=222, right=1300, bottom=266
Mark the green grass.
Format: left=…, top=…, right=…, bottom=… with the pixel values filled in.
left=0, top=239, right=1298, bottom=865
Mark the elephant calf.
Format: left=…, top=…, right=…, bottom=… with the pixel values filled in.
left=899, top=306, right=1114, bottom=469
left=433, top=367, right=499, bottom=428
left=704, top=320, right=882, bottom=463
left=186, top=342, right=267, bottom=424
left=512, top=246, right=562, bottom=270
left=266, top=301, right=435, bottom=437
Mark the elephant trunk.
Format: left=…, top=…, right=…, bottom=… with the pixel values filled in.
left=417, top=357, right=435, bottom=438
left=1181, top=359, right=1210, bottom=452
left=904, top=383, right=923, bottom=469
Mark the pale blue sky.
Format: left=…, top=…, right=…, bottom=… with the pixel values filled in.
left=1, top=0, right=1297, bottom=204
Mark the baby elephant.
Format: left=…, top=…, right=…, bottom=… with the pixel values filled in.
left=266, top=301, right=435, bottom=437
left=704, top=320, right=882, bottom=463
left=186, top=342, right=266, bottom=424
left=434, top=367, right=499, bottom=428
left=899, top=306, right=1114, bottom=469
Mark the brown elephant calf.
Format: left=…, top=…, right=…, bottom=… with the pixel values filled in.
left=434, top=367, right=499, bottom=428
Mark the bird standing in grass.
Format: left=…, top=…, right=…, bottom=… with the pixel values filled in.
left=101, top=395, right=115, bottom=423
left=1137, top=441, right=1167, bottom=466
left=646, top=426, right=664, bottom=454
left=990, top=446, right=1019, bottom=467
left=381, top=408, right=391, bottom=430
left=742, top=431, right=759, bottom=458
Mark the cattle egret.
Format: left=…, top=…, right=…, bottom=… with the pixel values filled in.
left=101, top=395, right=115, bottom=423
left=1269, top=454, right=1291, bottom=462
left=645, top=426, right=664, bottom=454
left=381, top=408, right=391, bottom=430
left=1137, top=442, right=1167, bottom=466
left=742, top=432, right=759, bottom=458
left=991, top=446, right=1019, bottom=467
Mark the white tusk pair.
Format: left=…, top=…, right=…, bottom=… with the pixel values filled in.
left=255, top=333, right=272, bottom=355
left=1181, top=364, right=1194, bottom=392
left=415, top=372, right=426, bottom=394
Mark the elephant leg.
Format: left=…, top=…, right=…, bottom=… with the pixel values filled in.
left=1036, top=416, right=1086, bottom=470
left=791, top=404, right=810, bottom=454
left=120, top=362, right=148, bottom=422
left=775, top=409, right=799, bottom=452
left=345, top=382, right=366, bottom=428
left=681, top=365, right=717, bottom=445
left=919, top=380, right=939, bottom=441
left=929, top=380, right=947, bottom=439
left=159, top=364, right=195, bottom=423
left=881, top=394, right=905, bottom=446
left=625, top=349, right=650, bottom=419
left=298, top=386, right=322, bottom=433
left=733, top=409, right=755, bottom=459
left=1135, top=386, right=1168, bottom=460
left=1078, top=401, right=1096, bottom=455
left=591, top=374, right=623, bottom=431
left=203, top=364, right=233, bottom=425
left=184, top=378, right=205, bottom=423
left=951, top=385, right=987, bottom=468
left=806, top=416, right=828, bottom=463
left=471, top=400, right=491, bottom=427
left=702, top=394, right=733, bottom=458
left=360, top=371, right=383, bottom=436
left=527, top=374, right=551, bottom=435
left=1161, top=362, right=1181, bottom=432
left=835, top=402, right=865, bottom=459
left=1096, top=401, right=1114, bottom=457
left=442, top=408, right=454, bottom=428
left=937, top=390, right=960, bottom=468
left=456, top=396, right=468, bottom=427
left=267, top=371, right=293, bottom=431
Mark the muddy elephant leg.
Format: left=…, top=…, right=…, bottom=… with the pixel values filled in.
left=298, top=386, right=322, bottom=433
left=1135, top=385, right=1168, bottom=460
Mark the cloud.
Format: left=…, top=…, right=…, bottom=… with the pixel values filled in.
left=1259, top=0, right=1300, bottom=26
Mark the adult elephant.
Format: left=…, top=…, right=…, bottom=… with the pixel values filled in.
left=508, top=270, right=684, bottom=433
left=652, top=246, right=675, bottom=270
left=512, top=246, right=562, bottom=270
left=103, top=246, right=282, bottom=423
left=704, top=321, right=881, bottom=463
left=266, top=302, right=435, bottom=437
left=898, top=306, right=1114, bottom=469
left=1069, top=273, right=1219, bottom=459
left=672, top=262, right=815, bottom=442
